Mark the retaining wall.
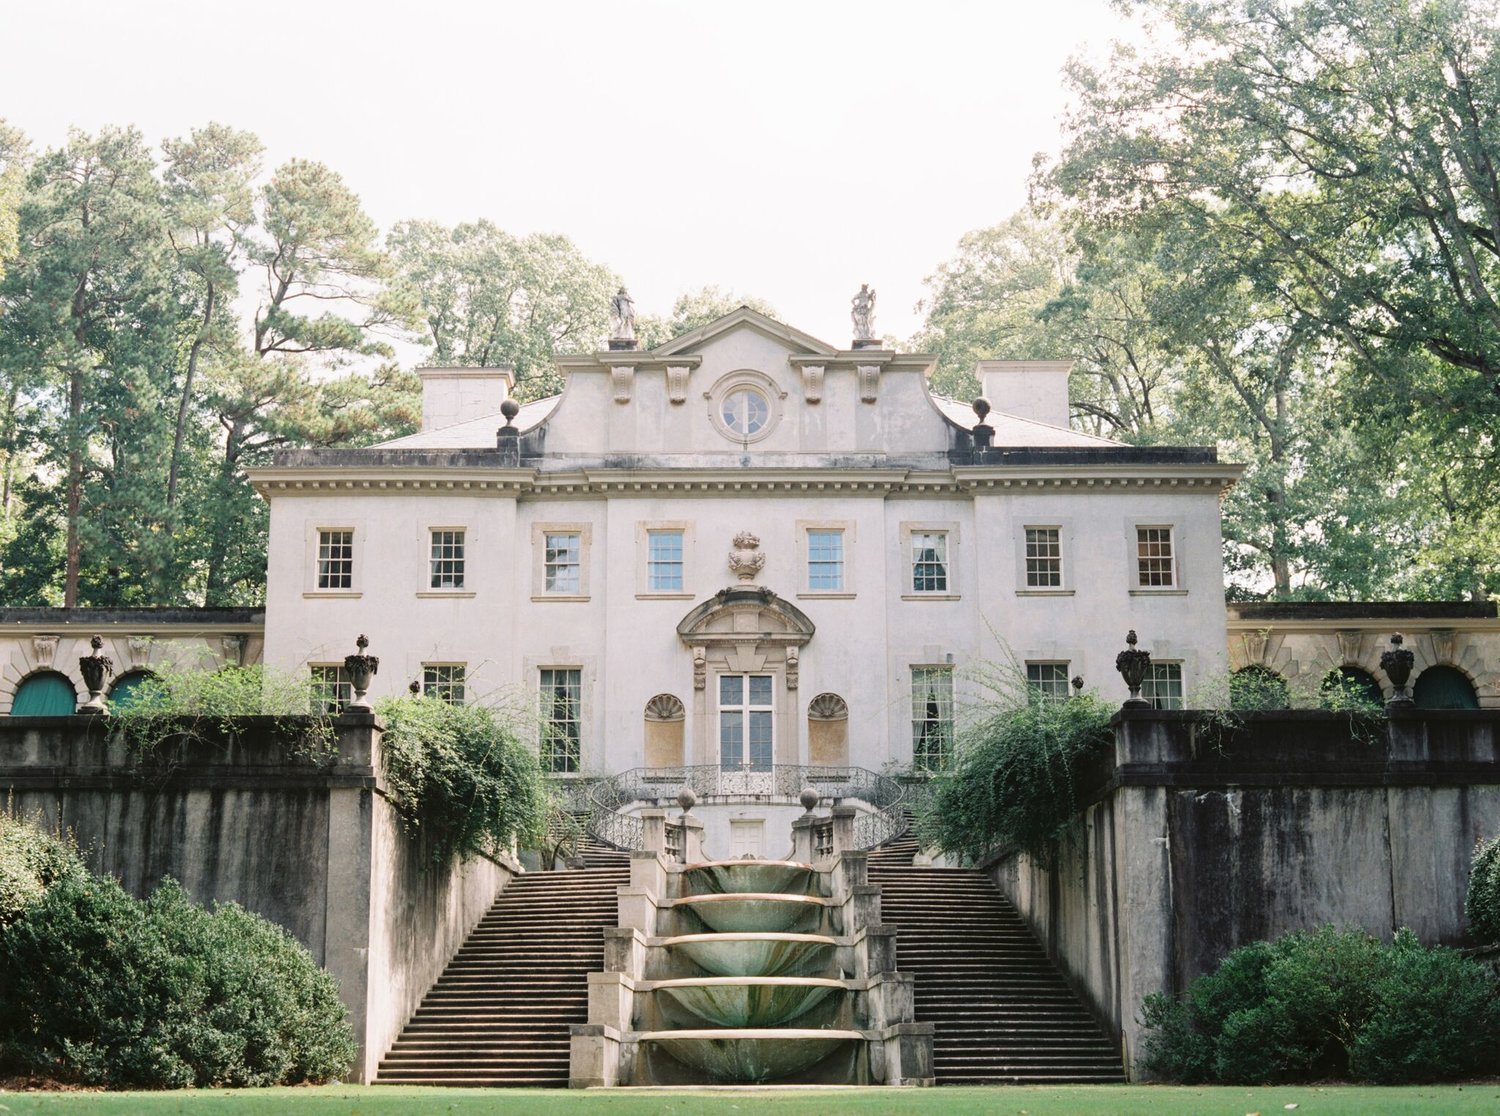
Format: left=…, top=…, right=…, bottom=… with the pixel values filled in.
left=0, top=714, right=514, bottom=1082
left=987, top=709, right=1500, bottom=1079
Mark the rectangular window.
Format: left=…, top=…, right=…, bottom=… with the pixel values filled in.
left=423, top=663, right=466, bottom=705
left=544, top=533, right=582, bottom=594
left=310, top=665, right=351, bottom=714
left=1143, top=663, right=1184, bottom=710
left=911, top=666, right=954, bottom=771
left=1137, top=527, right=1175, bottom=587
left=429, top=529, right=466, bottom=589
left=317, top=530, right=353, bottom=590
left=1027, top=662, right=1072, bottom=701
left=1025, top=527, right=1062, bottom=588
left=911, top=532, right=948, bottom=593
left=807, top=530, right=844, bottom=591
left=540, top=668, right=582, bottom=773
left=719, top=673, right=774, bottom=770
left=647, top=529, right=684, bottom=592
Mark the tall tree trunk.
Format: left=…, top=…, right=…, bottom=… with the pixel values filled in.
left=202, top=420, right=242, bottom=605
left=167, top=283, right=214, bottom=507
left=0, top=381, right=18, bottom=518
left=64, top=365, right=82, bottom=607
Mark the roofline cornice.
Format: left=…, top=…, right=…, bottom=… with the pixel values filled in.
left=555, top=354, right=705, bottom=372
left=1226, top=617, right=1500, bottom=633
left=954, top=462, right=1244, bottom=493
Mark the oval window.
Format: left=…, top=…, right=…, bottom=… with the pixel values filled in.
left=721, top=388, right=769, bottom=437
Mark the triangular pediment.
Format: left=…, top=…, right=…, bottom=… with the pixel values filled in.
left=651, top=307, right=839, bottom=358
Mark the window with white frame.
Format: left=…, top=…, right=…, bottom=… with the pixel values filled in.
left=540, top=668, right=582, bottom=773
left=1136, top=527, right=1176, bottom=587
left=429, top=529, right=466, bottom=589
left=423, top=663, right=466, bottom=705
left=317, top=530, right=353, bottom=590
left=910, top=532, right=949, bottom=593
left=544, top=532, right=582, bottom=594
left=1143, top=662, right=1184, bottom=710
left=1026, top=662, right=1071, bottom=701
left=647, top=529, right=684, bottom=592
left=1025, top=527, right=1062, bottom=588
left=807, top=530, right=844, bottom=591
left=911, top=666, right=954, bottom=771
left=310, top=665, right=351, bottom=714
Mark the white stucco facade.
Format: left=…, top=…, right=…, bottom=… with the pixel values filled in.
left=248, top=309, right=1240, bottom=791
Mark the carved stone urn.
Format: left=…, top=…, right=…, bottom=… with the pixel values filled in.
left=727, top=531, right=766, bottom=582
left=344, top=634, right=380, bottom=711
left=78, top=635, right=113, bottom=716
left=1114, top=630, right=1153, bottom=709
left=1380, top=632, right=1415, bottom=708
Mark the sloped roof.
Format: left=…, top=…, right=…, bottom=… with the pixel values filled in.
left=929, top=395, right=1123, bottom=448
left=376, top=395, right=559, bottom=450
left=650, top=306, right=839, bottom=357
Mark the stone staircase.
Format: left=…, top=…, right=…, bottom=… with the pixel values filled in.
left=375, top=866, right=629, bottom=1087
left=868, top=844, right=1125, bottom=1085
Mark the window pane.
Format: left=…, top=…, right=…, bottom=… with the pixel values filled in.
left=748, top=674, right=773, bottom=706
left=540, top=668, right=581, bottom=773
left=911, top=532, right=948, bottom=593
left=748, top=710, right=773, bottom=769
left=1025, top=527, right=1061, bottom=588
left=423, top=663, right=466, bottom=705
left=545, top=533, right=581, bottom=593
left=720, top=674, right=743, bottom=705
left=1143, top=663, right=1183, bottom=710
left=1027, top=662, right=1071, bottom=701
left=1137, top=527, right=1175, bottom=587
left=317, top=530, right=353, bottom=590
left=720, top=711, right=744, bottom=767
left=911, top=666, right=954, bottom=771
left=430, top=530, right=466, bottom=589
left=808, top=530, right=844, bottom=591
left=310, top=665, right=351, bottom=714
left=647, top=529, right=684, bottom=591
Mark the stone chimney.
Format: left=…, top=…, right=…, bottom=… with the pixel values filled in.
left=976, top=360, right=1073, bottom=428
left=418, top=367, right=516, bottom=432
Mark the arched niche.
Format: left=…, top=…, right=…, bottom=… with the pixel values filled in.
left=10, top=671, right=79, bottom=716
left=644, top=693, right=686, bottom=768
left=806, top=692, right=849, bottom=766
left=108, top=669, right=159, bottom=712
left=1320, top=666, right=1384, bottom=710
left=1230, top=665, right=1290, bottom=711
left=1414, top=664, right=1479, bottom=710
left=676, top=587, right=816, bottom=766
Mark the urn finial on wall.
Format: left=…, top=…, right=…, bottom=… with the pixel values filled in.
left=728, top=531, right=766, bottom=582
left=78, top=635, right=114, bottom=716
left=1115, top=630, right=1153, bottom=709
left=344, top=634, right=380, bottom=711
left=1380, top=633, right=1415, bottom=708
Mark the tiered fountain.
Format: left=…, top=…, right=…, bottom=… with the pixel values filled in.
left=570, top=791, right=933, bottom=1087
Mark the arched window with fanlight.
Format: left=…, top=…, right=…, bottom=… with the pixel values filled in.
left=807, top=693, right=849, bottom=766
left=643, top=693, right=685, bottom=769
left=9, top=671, right=78, bottom=716
left=1413, top=665, right=1479, bottom=710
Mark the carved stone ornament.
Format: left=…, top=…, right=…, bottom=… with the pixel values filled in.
left=611, top=364, right=634, bottom=404
left=785, top=646, right=800, bottom=691
left=728, top=531, right=766, bottom=582
left=1335, top=629, right=1362, bottom=666
left=693, top=647, right=707, bottom=691
left=807, top=692, right=848, bottom=721
left=1431, top=628, right=1458, bottom=664
left=78, top=635, right=114, bottom=716
left=857, top=364, right=879, bottom=403
left=1380, top=633, right=1415, bottom=706
left=31, top=635, right=57, bottom=669
left=344, top=634, right=380, bottom=711
left=1115, top=630, right=1153, bottom=709
left=666, top=364, right=691, bottom=405
left=221, top=634, right=247, bottom=667
left=127, top=636, right=152, bottom=669
left=645, top=693, right=685, bottom=722
left=1241, top=629, right=1269, bottom=667
left=801, top=364, right=825, bottom=404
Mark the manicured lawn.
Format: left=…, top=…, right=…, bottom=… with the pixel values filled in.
left=0, top=1084, right=1497, bottom=1115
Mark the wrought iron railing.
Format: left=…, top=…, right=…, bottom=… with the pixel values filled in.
left=580, top=763, right=914, bottom=852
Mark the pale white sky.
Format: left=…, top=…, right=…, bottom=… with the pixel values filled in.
left=0, top=0, right=1127, bottom=347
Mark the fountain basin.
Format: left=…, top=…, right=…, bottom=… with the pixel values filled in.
left=659, top=932, right=838, bottom=977
left=683, top=859, right=821, bottom=897
left=654, top=976, right=842, bottom=1027
left=638, top=1028, right=863, bottom=1083
left=674, top=892, right=829, bottom=933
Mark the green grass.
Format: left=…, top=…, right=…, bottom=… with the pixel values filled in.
left=0, top=1085, right=1497, bottom=1116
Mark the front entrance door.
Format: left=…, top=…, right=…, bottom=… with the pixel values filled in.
left=719, top=674, right=773, bottom=791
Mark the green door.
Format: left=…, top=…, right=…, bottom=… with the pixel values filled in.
left=1413, top=666, right=1479, bottom=710
left=10, top=673, right=77, bottom=716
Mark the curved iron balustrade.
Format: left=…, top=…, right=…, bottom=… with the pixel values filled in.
left=568, top=764, right=915, bottom=853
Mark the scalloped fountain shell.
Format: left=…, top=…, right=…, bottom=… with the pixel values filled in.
left=654, top=976, right=842, bottom=1027
left=674, top=892, right=829, bottom=934
left=682, top=859, right=822, bottom=896
left=659, top=932, right=838, bottom=977
left=639, top=1028, right=863, bottom=1083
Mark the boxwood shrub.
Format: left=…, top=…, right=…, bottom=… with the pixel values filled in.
left=1468, top=833, right=1500, bottom=943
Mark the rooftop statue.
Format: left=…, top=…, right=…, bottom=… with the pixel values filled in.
left=610, top=287, right=637, bottom=341
left=851, top=284, right=876, bottom=341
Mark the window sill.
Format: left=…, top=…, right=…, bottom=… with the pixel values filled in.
left=1015, top=589, right=1076, bottom=597
left=303, top=591, right=362, bottom=599
left=636, top=591, right=695, bottom=600
left=531, top=594, right=591, bottom=602
left=901, top=593, right=962, bottom=602
left=417, top=591, right=477, bottom=599
left=797, top=591, right=857, bottom=600
left=1129, top=588, right=1189, bottom=596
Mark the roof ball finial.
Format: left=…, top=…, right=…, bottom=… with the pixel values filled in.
left=972, top=397, right=992, bottom=422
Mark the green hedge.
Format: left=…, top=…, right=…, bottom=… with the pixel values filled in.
left=1468, top=834, right=1500, bottom=942
left=1141, top=926, right=1500, bottom=1084
left=0, top=811, right=85, bottom=926
left=0, top=872, right=354, bottom=1087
